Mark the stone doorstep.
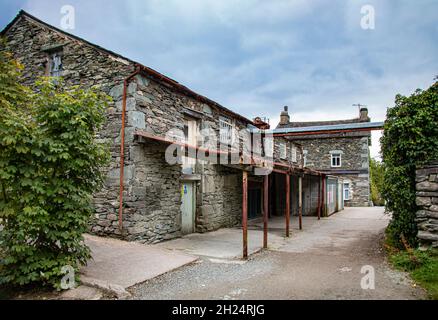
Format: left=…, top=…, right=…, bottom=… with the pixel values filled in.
left=59, top=285, right=104, bottom=300
left=79, top=276, right=131, bottom=300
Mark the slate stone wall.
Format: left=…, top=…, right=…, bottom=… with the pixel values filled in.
left=415, top=163, right=438, bottom=248
left=3, top=13, right=328, bottom=243
left=292, top=136, right=371, bottom=207
left=2, top=14, right=250, bottom=243
left=197, top=165, right=243, bottom=232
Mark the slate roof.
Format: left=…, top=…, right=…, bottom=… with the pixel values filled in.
left=277, top=116, right=370, bottom=129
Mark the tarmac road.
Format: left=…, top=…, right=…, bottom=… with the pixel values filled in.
left=130, top=207, right=426, bottom=300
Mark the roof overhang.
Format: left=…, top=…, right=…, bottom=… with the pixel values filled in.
left=265, top=121, right=384, bottom=137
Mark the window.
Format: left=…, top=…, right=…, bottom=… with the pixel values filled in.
left=263, top=137, right=273, bottom=157
left=291, top=146, right=297, bottom=163
left=279, top=142, right=287, bottom=159
left=219, top=116, right=233, bottom=145
left=303, top=150, right=308, bottom=167
left=331, top=153, right=342, bottom=167
left=48, top=51, right=63, bottom=77
left=344, top=183, right=350, bottom=201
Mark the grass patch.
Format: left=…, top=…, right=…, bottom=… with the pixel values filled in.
left=387, top=246, right=438, bottom=300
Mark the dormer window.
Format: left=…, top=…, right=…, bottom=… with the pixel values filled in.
left=219, top=116, right=234, bottom=145
left=48, top=51, right=63, bottom=77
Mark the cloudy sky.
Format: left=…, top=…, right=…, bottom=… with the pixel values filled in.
left=1, top=0, right=437, bottom=159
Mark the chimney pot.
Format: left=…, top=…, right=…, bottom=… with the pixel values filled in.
left=280, top=106, right=290, bottom=125
left=360, top=108, right=370, bottom=121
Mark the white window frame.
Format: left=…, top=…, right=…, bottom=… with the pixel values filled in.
left=219, top=116, right=234, bottom=145
left=263, top=137, right=274, bottom=158
left=343, top=182, right=351, bottom=201
left=330, top=152, right=342, bottom=168
left=303, top=150, right=308, bottom=167
left=279, top=142, right=287, bottom=159
left=48, top=51, right=63, bottom=77
left=291, top=146, right=297, bottom=163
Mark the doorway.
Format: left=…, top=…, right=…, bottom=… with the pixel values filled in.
left=181, top=182, right=195, bottom=234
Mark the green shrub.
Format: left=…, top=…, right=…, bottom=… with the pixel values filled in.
left=0, top=47, right=110, bottom=289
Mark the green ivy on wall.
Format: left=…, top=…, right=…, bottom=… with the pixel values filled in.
left=381, top=79, right=438, bottom=249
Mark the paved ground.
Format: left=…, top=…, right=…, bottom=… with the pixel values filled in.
left=156, top=228, right=284, bottom=260
left=80, top=234, right=197, bottom=296
left=129, top=207, right=427, bottom=300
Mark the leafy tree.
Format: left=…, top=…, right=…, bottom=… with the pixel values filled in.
left=0, top=46, right=110, bottom=288
left=370, top=158, right=385, bottom=206
left=381, top=80, right=438, bottom=249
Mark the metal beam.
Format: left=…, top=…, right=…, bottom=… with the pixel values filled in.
left=285, top=174, right=290, bottom=237
left=263, top=175, right=269, bottom=249
left=317, top=176, right=321, bottom=220
left=322, top=175, right=326, bottom=217
left=242, top=171, right=248, bottom=259
left=298, top=176, right=303, bottom=230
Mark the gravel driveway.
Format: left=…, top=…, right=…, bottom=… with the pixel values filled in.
left=129, top=207, right=426, bottom=300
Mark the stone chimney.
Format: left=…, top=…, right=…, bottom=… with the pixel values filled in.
left=253, top=117, right=270, bottom=130
left=279, top=106, right=290, bottom=125
left=359, top=107, right=370, bottom=122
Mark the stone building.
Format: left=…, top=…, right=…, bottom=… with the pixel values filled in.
left=1, top=10, right=337, bottom=248
left=276, top=106, right=373, bottom=207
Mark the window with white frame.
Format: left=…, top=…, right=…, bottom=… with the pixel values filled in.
left=219, top=116, right=233, bottom=145
left=48, top=51, right=63, bottom=77
left=343, top=182, right=350, bottom=201
left=331, top=152, right=342, bottom=167
left=263, top=136, right=273, bottom=158
left=279, top=142, right=287, bottom=159
left=303, top=150, right=308, bottom=167
left=291, top=146, right=297, bottom=163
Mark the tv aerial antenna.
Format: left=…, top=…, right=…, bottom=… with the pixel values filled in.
left=353, top=103, right=367, bottom=113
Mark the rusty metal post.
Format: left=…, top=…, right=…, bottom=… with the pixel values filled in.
left=309, top=175, right=312, bottom=216
left=242, top=171, right=248, bottom=259
left=285, top=174, right=290, bottom=237
left=263, top=174, right=269, bottom=249
left=321, top=174, right=326, bottom=217
left=298, top=175, right=303, bottom=230
left=317, top=175, right=321, bottom=220
left=119, top=68, right=141, bottom=231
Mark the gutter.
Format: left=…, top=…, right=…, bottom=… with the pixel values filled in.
left=271, top=121, right=384, bottom=137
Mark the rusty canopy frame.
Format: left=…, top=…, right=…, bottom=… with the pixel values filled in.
left=132, top=130, right=329, bottom=259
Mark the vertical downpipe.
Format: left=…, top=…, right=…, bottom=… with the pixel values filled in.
left=118, top=68, right=141, bottom=231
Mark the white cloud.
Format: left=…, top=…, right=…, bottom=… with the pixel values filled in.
left=17, top=0, right=438, bottom=160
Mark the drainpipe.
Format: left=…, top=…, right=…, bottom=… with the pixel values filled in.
left=118, top=67, right=142, bottom=231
